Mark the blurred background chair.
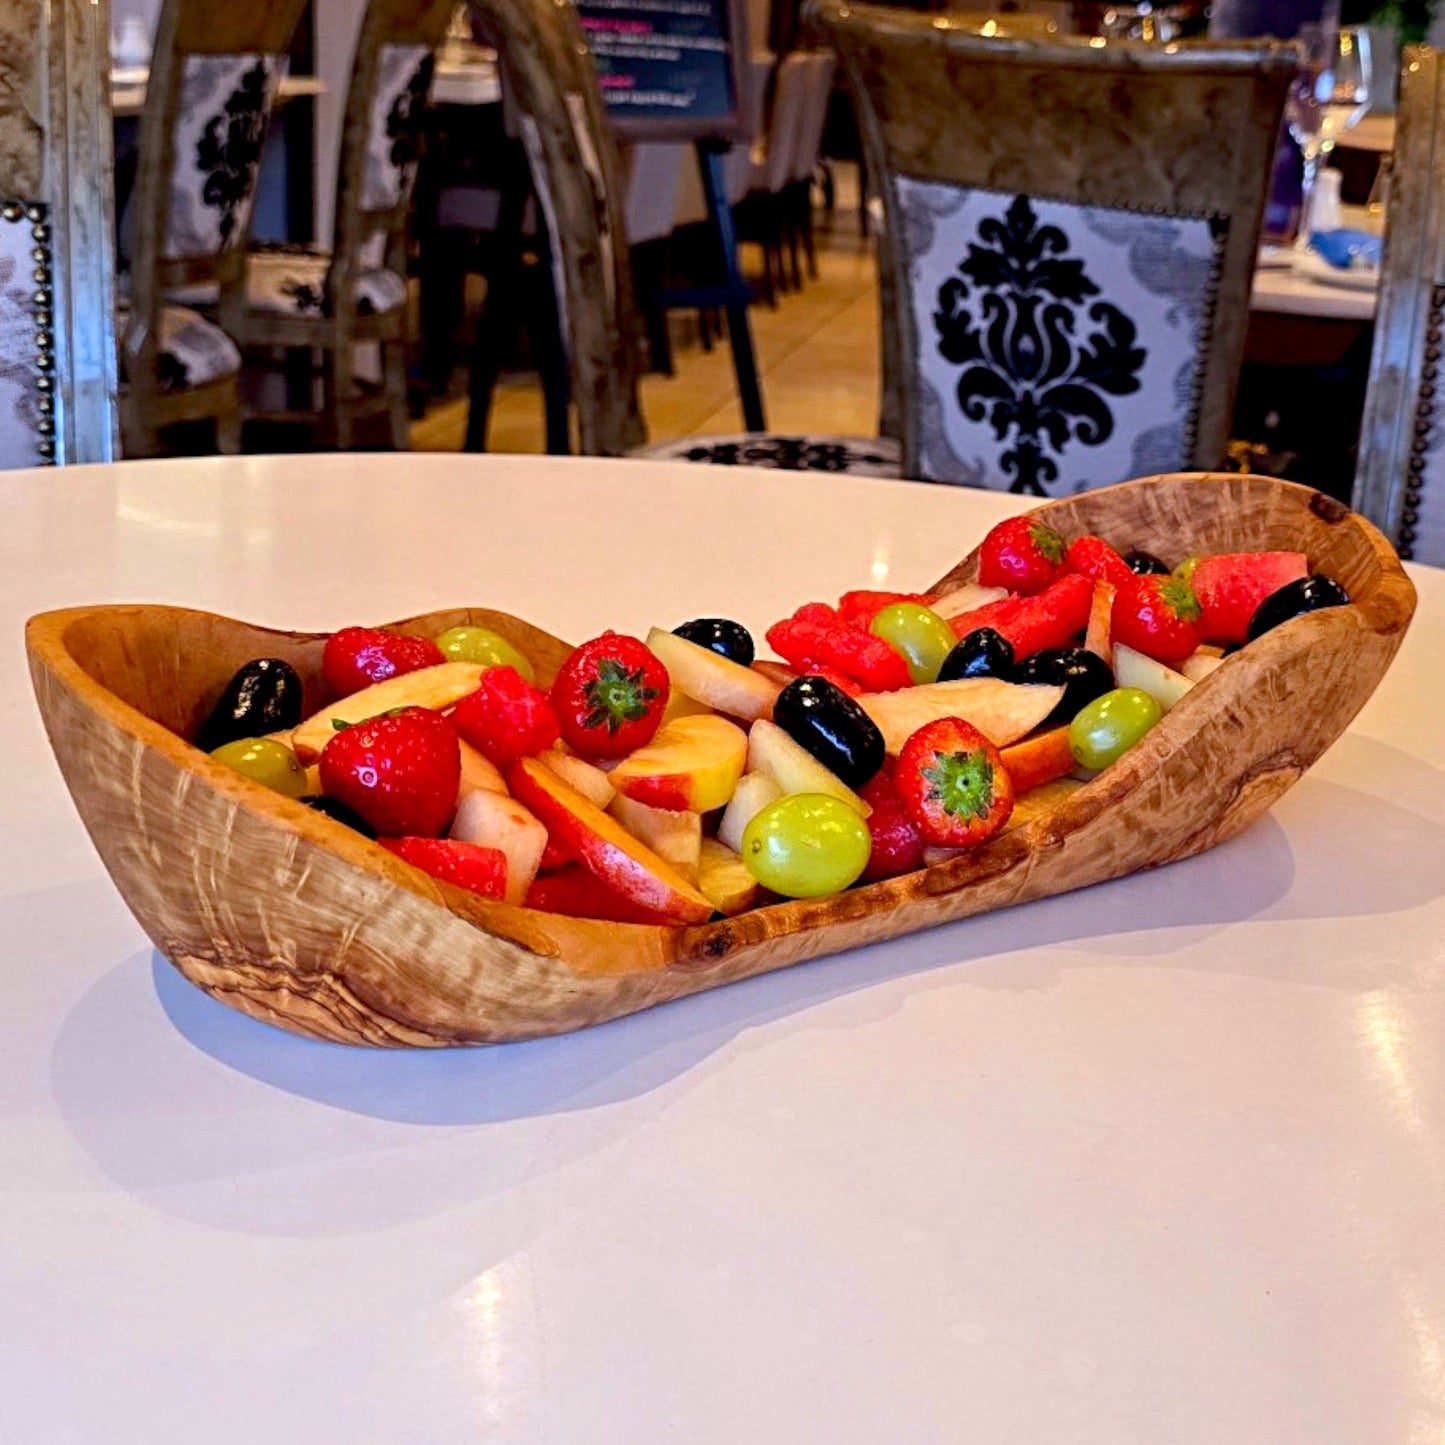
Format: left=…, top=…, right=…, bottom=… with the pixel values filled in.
left=0, top=0, right=116, bottom=466
left=1356, top=45, right=1445, bottom=567
left=651, top=5, right=1296, bottom=494
left=464, top=0, right=646, bottom=457
left=121, top=0, right=309, bottom=456
left=234, top=0, right=454, bottom=448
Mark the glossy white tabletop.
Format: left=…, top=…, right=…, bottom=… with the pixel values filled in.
left=2, top=454, right=1443, bottom=1444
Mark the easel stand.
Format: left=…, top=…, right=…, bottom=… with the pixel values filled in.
left=646, top=139, right=766, bottom=432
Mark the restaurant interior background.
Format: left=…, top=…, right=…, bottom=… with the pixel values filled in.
left=12, top=0, right=1442, bottom=559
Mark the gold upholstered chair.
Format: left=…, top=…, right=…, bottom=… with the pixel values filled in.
left=1355, top=46, right=1445, bottom=567
left=650, top=5, right=1296, bottom=496
left=235, top=0, right=455, bottom=449
left=121, top=0, right=309, bottom=456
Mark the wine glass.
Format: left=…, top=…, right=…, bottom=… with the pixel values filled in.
left=1286, top=25, right=1373, bottom=251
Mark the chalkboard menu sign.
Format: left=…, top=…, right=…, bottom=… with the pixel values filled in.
left=574, top=0, right=749, bottom=140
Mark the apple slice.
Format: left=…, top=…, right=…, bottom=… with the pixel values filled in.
left=931, top=582, right=1010, bottom=620
left=1005, top=778, right=1084, bottom=832
left=1084, top=580, right=1114, bottom=664
left=645, top=627, right=781, bottom=722
left=746, top=718, right=871, bottom=818
left=536, top=749, right=615, bottom=809
left=608, top=794, right=703, bottom=882
left=661, top=687, right=712, bottom=725
left=857, top=677, right=1063, bottom=755
left=1113, top=642, right=1195, bottom=713
left=609, top=713, right=748, bottom=812
left=292, top=662, right=485, bottom=761
left=998, top=725, right=1075, bottom=794
left=717, top=769, right=784, bottom=852
left=1180, top=650, right=1225, bottom=683
left=457, top=739, right=508, bottom=799
left=507, top=757, right=712, bottom=923
left=697, top=839, right=760, bottom=915
left=449, top=789, right=547, bottom=904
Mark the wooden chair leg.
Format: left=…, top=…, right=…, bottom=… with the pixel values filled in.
left=383, top=340, right=410, bottom=450
left=326, top=346, right=355, bottom=451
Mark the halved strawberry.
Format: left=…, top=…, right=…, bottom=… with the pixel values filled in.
left=379, top=837, right=507, bottom=900
left=1190, top=551, right=1308, bottom=646
left=895, top=717, right=1015, bottom=849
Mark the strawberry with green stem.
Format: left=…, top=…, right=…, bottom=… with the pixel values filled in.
left=896, top=717, right=1015, bottom=849
left=978, top=516, right=1067, bottom=595
left=1111, top=574, right=1203, bottom=666
left=551, top=632, right=670, bottom=760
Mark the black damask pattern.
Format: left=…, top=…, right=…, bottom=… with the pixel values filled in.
left=933, top=195, right=1147, bottom=496
left=677, top=437, right=898, bottom=474
left=386, top=53, right=436, bottom=179
left=196, top=60, right=271, bottom=248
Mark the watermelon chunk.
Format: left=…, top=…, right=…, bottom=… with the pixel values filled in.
left=1191, top=552, right=1308, bottom=645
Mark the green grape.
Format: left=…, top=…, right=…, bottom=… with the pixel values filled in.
left=741, top=793, right=872, bottom=898
left=1068, top=688, right=1162, bottom=771
left=869, top=602, right=957, bottom=685
left=1173, top=555, right=1201, bottom=585
left=210, top=737, right=309, bottom=798
left=435, top=626, right=535, bottom=682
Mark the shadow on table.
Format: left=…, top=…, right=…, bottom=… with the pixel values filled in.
left=45, top=741, right=1445, bottom=1237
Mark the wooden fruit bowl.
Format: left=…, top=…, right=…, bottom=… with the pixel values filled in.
left=26, top=474, right=1417, bottom=1046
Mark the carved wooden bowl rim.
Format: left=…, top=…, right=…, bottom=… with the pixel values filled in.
left=24, top=472, right=1419, bottom=1043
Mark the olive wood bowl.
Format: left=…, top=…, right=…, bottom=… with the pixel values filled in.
left=26, top=474, right=1417, bottom=1046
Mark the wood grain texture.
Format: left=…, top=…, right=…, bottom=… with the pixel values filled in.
left=27, top=475, right=1416, bottom=1047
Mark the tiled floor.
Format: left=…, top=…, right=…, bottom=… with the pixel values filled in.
left=410, top=204, right=883, bottom=454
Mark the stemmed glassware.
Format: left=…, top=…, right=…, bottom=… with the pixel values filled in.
left=1286, top=25, right=1373, bottom=251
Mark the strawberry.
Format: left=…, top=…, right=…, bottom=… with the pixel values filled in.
left=766, top=608, right=912, bottom=692
left=1111, top=574, right=1203, bottom=665
left=323, top=627, right=445, bottom=698
left=380, top=837, right=507, bottom=900
left=551, top=632, right=669, bottom=760
left=896, top=717, right=1015, bottom=849
left=318, top=706, right=460, bottom=837
left=524, top=865, right=677, bottom=924
left=1064, top=535, right=1134, bottom=590
left=950, top=573, right=1093, bottom=661
left=978, top=516, right=1066, bottom=595
left=836, top=590, right=935, bottom=628
left=858, top=761, right=925, bottom=882
left=1190, top=551, right=1308, bottom=646
left=450, top=666, right=560, bottom=768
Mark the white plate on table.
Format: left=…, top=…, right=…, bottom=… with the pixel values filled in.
left=1294, top=249, right=1380, bottom=291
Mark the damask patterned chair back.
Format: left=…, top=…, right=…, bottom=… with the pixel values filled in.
left=330, top=0, right=455, bottom=311
left=1355, top=47, right=1445, bottom=567
left=465, top=0, right=646, bottom=456
left=0, top=0, right=116, bottom=466
left=813, top=1, right=1296, bottom=495
left=125, top=0, right=309, bottom=453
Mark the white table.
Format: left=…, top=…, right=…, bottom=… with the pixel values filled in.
left=2, top=454, right=1443, bottom=1444
left=1250, top=258, right=1378, bottom=322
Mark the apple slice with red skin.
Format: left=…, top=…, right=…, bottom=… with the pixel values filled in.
left=857, top=677, right=1063, bottom=755
left=449, top=788, right=548, bottom=904
left=609, top=714, right=748, bottom=812
left=507, top=757, right=713, bottom=924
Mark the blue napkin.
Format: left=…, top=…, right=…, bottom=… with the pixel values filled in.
left=1309, top=229, right=1383, bottom=271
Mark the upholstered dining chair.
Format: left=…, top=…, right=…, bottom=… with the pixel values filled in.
left=652, top=6, right=1296, bottom=496
left=121, top=0, right=309, bottom=456
left=1355, top=47, right=1445, bottom=567
left=235, top=0, right=454, bottom=449
left=464, top=0, right=647, bottom=457
left=0, top=0, right=117, bottom=466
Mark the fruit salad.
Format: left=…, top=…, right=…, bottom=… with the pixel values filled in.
left=192, top=522, right=1351, bottom=927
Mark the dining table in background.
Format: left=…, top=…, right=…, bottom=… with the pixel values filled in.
left=2, top=454, right=1442, bottom=1444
